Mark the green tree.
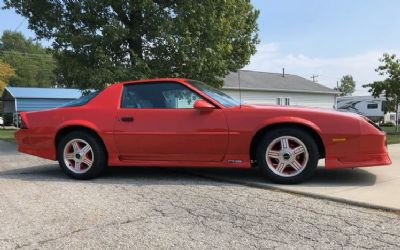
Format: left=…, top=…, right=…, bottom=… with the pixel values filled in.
left=0, top=31, right=55, bottom=87
left=335, top=75, right=356, bottom=96
left=363, top=53, right=400, bottom=132
left=3, top=0, right=259, bottom=90
left=0, top=59, right=15, bottom=93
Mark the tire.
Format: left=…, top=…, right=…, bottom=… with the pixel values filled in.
left=57, top=131, right=107, bottom=180
left=256, top=127, right=319, bottom=184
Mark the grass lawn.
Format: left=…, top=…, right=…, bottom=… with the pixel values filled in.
left=0, top=129, right=17, bottom=142
left=381, top=126, right=400, bottom=145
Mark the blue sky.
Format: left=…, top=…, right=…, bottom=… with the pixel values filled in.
left=1, top=0, right=400, bottom=95
left=252, top=0, right=400, bottom=58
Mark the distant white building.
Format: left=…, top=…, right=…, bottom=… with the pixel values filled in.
left=222, top=70, right=339, bottom=109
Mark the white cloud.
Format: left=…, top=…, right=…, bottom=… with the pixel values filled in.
left=245, top=43, right=400, bottom=95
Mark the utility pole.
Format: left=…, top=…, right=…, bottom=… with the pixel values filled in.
left=311, top=74, right=319, bottom=83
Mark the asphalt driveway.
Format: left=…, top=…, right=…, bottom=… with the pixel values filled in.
left=0, top=140, right=400, bottom=249
left=183, top=144, right=400, bottom=211
left=0, top=141, right=399, bottom=210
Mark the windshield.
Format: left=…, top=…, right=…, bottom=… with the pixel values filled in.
left=60, top=91, right=99, bottom=107
left=187, top=80, right=240, bottom=107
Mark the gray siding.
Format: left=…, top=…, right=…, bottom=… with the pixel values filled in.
left=16, top=98, right=75, bottom=112
left=222, top=89, right=336, bottom=109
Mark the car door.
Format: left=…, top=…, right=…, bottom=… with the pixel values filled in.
left=113, top=81, right=229, bottom=162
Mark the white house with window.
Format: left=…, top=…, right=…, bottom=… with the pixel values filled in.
left=222, top=70, right=338, bottom=109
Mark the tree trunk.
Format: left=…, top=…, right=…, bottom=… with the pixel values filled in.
left=397, top=100, right=399, bottom=133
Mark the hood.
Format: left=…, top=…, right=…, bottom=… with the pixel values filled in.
left=242, top=104, right=364, bottom=120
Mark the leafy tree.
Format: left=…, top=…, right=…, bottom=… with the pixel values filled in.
left=0, top=59, right=15, bottom=93
left=3, top=0, right=259, bottom=90
left=0, top=31, right=56, bottom=87
left=335, top=75, right=356, bottom=96
left=363, top=53, right=400, bottom=132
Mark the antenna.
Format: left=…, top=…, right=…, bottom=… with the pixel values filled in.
left=311, top=74, right=319, bottom=83
left=238, top=70, right=242, bottom=109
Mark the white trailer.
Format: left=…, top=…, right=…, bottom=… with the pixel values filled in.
left=336, top=96, right=387, bottom=122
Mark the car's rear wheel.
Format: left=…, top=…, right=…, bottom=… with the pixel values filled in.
left=57, top=131, right=107, bottom=180
left=257, top=128, right=319, bottom=184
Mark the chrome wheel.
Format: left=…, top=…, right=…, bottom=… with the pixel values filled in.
left=265, top=136, right=309, bottom=177
left=63, top=139, right=94, bottom=174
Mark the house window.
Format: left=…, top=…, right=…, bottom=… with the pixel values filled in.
left=277, top=97, right=290, bottom=106
left=367, top=103, right=378, bottom=109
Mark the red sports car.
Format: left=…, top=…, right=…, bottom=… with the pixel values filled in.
left=15, top=78, right=391, bottom=183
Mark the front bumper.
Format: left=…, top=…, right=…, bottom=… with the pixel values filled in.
left=324, top=126, right=392, bottom=169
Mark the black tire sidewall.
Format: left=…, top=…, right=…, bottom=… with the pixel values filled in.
left=257, top=128, right=319, bottom=184
left=57, top=131, right=106, bottom=180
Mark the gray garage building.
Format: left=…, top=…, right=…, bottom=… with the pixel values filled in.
left=1, top=87, right=82, bottom=114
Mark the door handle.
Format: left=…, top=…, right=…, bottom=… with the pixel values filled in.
left=119, top=116, right=134, bottom=122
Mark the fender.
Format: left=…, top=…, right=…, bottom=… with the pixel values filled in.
left=55, top=119, right=121, bottom=165
left=56, top=120, right=103, bottom=135
left=254, top=116, right=324, bottom=141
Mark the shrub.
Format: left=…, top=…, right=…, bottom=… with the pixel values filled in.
left=380, top=122, right=395, bottom=127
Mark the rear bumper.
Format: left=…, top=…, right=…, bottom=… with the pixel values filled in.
left=15, top=129, right=56, bottom=160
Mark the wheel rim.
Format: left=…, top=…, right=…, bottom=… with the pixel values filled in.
left=63, top=139, right=94, bottom=174
left=265, top=136, right=309, bottom=177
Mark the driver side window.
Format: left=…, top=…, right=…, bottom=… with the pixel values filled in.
left=121, top=82, right=202, bottom=109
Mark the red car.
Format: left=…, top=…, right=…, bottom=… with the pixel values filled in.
left=15, top=78, right=391, bottom=183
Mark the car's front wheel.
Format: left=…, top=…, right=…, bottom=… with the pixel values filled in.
left=57, top=131, right=107, bottom=180
left=257, top=128, right=319, bottom=184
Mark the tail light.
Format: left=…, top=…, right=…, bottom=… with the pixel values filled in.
left=18, top=113, right=29, bottom=129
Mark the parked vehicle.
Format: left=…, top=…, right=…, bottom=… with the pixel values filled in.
left=15, top=79, right=391, bottom=183
left=336, top=96, right=386, bottom=122
left=0, top=116, right=3, bottom=126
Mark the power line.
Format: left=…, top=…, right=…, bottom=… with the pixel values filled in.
left=319, top=74, right=341, bottom=80
left=14, top=19, right=26, bottom=32
left=0, top=51, right=56, bottom=62
left=0, top=51, right=54, bottom=56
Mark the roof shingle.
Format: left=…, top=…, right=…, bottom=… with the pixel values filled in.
left=223, top=70, right=338, bottom=94
left=5, top=87, right=82, bottom=99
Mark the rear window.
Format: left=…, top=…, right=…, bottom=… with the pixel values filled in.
left=60, top=91, right=99, bottom=107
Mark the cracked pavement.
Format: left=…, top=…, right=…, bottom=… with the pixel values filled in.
left=0, top=142, right=400, bottom=249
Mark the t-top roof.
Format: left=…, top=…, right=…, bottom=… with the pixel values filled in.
left=4, top=87, right=82, bottom=99
left=223, top=70, right=338, bottom=94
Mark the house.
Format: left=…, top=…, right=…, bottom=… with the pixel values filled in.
left=222, top=70, right=339, bottom=109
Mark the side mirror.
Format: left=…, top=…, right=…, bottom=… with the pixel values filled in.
left=193, top=99, right=215, bottom=111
